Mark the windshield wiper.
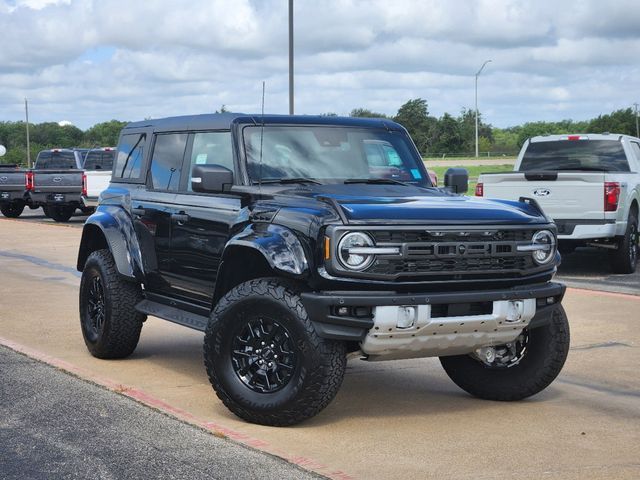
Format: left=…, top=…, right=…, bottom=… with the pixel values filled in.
left=257, top=177, right=322, bottom=185
left=344, top=178, right=410, bottom=186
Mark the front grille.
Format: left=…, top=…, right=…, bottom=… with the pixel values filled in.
left=332, top=227, right=544, bottom=282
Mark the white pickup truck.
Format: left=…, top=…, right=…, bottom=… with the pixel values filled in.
left=80, top=147, right=115, bottom=208
left=476, top=134, right=640, bottom=273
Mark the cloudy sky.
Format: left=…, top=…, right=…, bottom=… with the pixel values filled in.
left=1, top=0, right=640, bottom=129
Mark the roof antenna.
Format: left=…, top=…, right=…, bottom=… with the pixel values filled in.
left=258, top=80, right=265, bottom=191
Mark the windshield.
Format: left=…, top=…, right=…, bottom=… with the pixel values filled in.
left=521, top=140, right=630, bottom=172
left=243, top=126, right=429, bottom=186
left=35, top=151, right=77, bottom=169
left=83, top=150, right=115, bottom=171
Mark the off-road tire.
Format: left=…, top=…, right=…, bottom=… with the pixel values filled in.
left=203, top=278, right=346, bottom=426
left=48, top=205, right=75, bottom=222
left=42, top=205, right=50, bottom=217
left=79, top=249, right=145, bottom=359
left=609, top=212, right=638, bottom=274
left=440, top=305, right=570, bottom=401
left=0, top=201, right=25, bottom=218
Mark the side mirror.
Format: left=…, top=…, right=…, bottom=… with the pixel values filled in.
left=444, top=168, right=469, bottom=194
left=191, top=164, right=233, bottom=193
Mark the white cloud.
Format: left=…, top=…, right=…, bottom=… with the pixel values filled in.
left=0, top=0, right=639, bottom=128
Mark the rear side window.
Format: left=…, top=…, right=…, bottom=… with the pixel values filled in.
left=521, top=140, right=630, bottom=172
left=35, top=151, right=77, bottom=169
left=83, top=151, right=115, bottom=171
left=114, top=134, right=146, bottom=180
left=187, top=131, right=233, bottom=192
left=149, top=133, right=188, bottom=191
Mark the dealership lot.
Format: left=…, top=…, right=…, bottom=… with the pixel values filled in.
left=0, top=216, right=638, bottom=479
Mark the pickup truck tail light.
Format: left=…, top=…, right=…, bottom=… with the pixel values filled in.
left=604, top=182, right=620, bottom=212
left=475, top=182, right=484, bottom=197
left=25, top=171, right=34, bottom=191
left=82, top=173, right=87, bottom=196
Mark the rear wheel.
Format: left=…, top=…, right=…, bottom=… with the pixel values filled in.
left=204, top=278, right=346, bottom=426
left=609, top=212, right=638, bottom=274
left=79, top=249, right=145, bottom=359
left=0, top=201, right=25, bottom=218
left=48, top=205, right=75, bottom=222
left=440, top=306, right=569, bottom=401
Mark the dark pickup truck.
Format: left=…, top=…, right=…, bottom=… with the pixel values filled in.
left=77, top=113, right=570, bottom=426
left=29, top=149, right=85, bottom=222
left=0, top=164, right=31, bottom=218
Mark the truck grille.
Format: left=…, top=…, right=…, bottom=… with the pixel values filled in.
left=357, top=228, right=540, bottom=281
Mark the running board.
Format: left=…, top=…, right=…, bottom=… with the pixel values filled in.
left=135, top=299, right=209, bottom=332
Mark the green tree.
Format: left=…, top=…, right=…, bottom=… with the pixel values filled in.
left=588, top=108, right=637, bottom=136
left=83, top=120, right=128, bottom=147
left=349, top=108, right=388, bottom=118
left=393, top=98, right=432, bottom=153
left=458, top=108, right=492, bottom=153
left=430, top=113, right=463, bottom=153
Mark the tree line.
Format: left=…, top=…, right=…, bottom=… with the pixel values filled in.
left=1, top=103, right=638, bottom=165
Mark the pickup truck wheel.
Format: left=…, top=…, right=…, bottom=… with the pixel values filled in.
left=0, top=201, right=25, bottom=218
left=79, top=249, right=145, bottom=359
left=609, top=213, right=638, bottom=274
left=48, top=205, right=75, bottom=222
left=440, top=305, right=569, bottom=401
left=203, top=278, right=346, bottom=426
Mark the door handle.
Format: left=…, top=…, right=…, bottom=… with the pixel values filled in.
left=131, top=207, right=146, bottom=216
left=171, top=212, right=190, bottom=224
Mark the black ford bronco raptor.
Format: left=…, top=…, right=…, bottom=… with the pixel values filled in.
left=77, top=113, right=569, bottom=426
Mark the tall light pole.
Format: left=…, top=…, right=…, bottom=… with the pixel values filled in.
left=25, top=98, right=31, bottom=168
left=288, top=0, right=294, bottom=115
left=475, top=60, right=491, bottom=157
left=634, top=103, right=639, bottom=138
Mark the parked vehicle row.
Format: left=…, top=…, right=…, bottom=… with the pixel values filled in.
left=477, top=134, right=639, bottom=273
left=0, top=147, right=115, bottom=221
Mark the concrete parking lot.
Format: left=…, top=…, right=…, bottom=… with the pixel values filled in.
left=0, top=215, right=639, bottom=479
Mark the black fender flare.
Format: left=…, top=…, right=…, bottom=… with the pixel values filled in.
left=76, top=206, right=145, bottom=281
left=223, top=223, right=309, bottom=276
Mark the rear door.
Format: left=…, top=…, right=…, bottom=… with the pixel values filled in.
left=169, top=130, right=240, bottom=305
left=134, top=132, right=188, bottom=296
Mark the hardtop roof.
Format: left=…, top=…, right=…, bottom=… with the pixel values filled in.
left=124, top=113, right=404, bottom=132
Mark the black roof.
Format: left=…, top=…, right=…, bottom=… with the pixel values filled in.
left=124, top=113, right=404, bottom=132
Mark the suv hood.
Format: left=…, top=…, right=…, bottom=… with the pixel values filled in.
left=265, top=184, right=547, bottom=225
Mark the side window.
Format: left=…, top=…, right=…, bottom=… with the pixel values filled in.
left=149, top=133, right=188, bottom=191
left=114, top=134, right=146, bottom=180
left=187, top=131, right=233, bottom=192
left=631, top=143, right=640, bottom=170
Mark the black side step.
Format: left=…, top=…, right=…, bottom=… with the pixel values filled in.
left=135, top=299, right=209, bottom=332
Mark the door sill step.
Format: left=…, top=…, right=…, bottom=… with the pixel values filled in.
left=136, top=299, right=209, bottom=332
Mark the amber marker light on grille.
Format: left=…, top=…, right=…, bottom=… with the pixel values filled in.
left=325, top=236, right=331, bottom=260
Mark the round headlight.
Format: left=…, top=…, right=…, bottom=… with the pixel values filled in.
left=531, top=230, right=556, bottom=265
left=338, top=232, right=375, bottom=270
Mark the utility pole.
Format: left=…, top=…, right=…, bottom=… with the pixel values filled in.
left=475, top=60, right=492, bottom=158
left=25, top=98, right=31, bottom=168
left=288, top=0, right=294, bottom=115
left=634, top=103, right=639, bottom=138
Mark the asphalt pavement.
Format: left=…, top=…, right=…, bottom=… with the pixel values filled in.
left=0, top=345, right=320, bottom=480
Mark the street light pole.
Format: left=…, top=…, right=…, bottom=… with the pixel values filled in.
left=25, top=98, right=31, bottom=168
left=634, top=103, right=639, bottom=138
left=288, top=0, right=294, bottom=115
left=475, top=60, right=492, bottom=158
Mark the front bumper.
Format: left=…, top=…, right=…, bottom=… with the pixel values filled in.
left=301, top=282, right=565, bottom=359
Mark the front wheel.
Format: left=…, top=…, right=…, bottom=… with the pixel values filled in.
left=79, top=249, right=146, bottom=359
left=440, top=305, right=570, bottom=401
left=204, top=278, right=346, bottom=426
left=609, top=212, right=638, bottom=274
left=0, top=201, right=25, bottom=218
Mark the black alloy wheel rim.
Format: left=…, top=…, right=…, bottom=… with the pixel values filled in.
left=86, top=274, right=106, bottom=338
left=231, top=316, right=297, bottom=394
